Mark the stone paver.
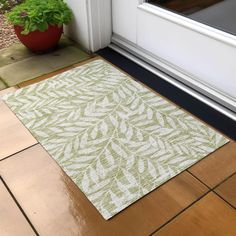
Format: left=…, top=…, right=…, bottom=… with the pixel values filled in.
left=0, top=43, right=33, bottom=68
left=0, top=57, right=53, bottom=86
left=0, top=46, right=90, bottom=87
left=43, top=46, right=90, bottom=70
left=0, top=36, right=75, bottom=68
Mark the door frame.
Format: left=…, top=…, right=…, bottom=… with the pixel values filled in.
left=86, top=0, right=112, bottom=52
left=88, top=0, right=236, bottom=50
left=88, top=0, right=236, bottom=119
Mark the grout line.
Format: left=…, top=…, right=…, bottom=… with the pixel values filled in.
left=213, top=171, right=236, bottom=190
left=0, top=76, right=9, bottom=88
left=186, top=170, right=211, bottom=189
left=149, top=189, right=211, bottom=235
left=150, top=170, right=236, bottom=235
left=187, top=169, right=236, bottom=191
left=0, top=143, right=38, bottom=162
left=213, top=190, right=236, bottom=210
left=0, top=176, right=39, bottom=236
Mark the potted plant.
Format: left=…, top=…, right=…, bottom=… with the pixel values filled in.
left=6, top=0, right=73, bottom=52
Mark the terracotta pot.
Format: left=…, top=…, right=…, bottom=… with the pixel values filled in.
left=14, top=25, right=63, bottom=52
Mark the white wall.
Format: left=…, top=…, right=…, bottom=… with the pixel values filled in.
left=65, top=0, right=112, bottom=52
left=64, top=0, right=90, bottom=50
left=87, top=0, right=112, bottom=51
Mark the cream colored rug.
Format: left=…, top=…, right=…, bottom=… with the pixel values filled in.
left=3, top=59, right=229, bottom=219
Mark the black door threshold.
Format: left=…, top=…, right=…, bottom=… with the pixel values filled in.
left=97, top=47, right=236, bottom=140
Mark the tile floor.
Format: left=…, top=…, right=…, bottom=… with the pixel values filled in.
left=0, top=58, right=235, bottom=236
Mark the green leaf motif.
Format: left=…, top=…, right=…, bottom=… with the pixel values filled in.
left=3, top=59, right=229, bottom=220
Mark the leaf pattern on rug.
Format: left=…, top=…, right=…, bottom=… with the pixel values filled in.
left=3, top=59, right=229, bottom=219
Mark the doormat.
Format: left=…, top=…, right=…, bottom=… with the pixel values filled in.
left=2, top=59, right=229, bottom=219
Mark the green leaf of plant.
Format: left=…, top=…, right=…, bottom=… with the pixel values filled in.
left=6, top=0, right=73, bottom=35
left=37, top=21, right=48, bottom=32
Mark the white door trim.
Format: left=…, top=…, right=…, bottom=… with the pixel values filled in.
left=86, top=0, right=112, bottom=52
left=139, top=3, right=236, bottom=47
left=81, top=0, right=236, bottom=50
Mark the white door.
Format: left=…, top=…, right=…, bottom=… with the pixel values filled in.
left=111, top=0, right=236, bottom=115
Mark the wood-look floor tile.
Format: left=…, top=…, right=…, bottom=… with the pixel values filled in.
left=0, top=87, right=17, bottom=97
left=153, top=192, right=236, bottom=236
left=0, top=180, right=36, bottom=236
left=215, top=174, right=236, bottom=208
left=0, top=145, right=208, bottom=236
left=189, top=142, right=236, bottom=188
left=0, top=101, right=37, bottom=160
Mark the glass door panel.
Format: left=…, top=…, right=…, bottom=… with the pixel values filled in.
left=147, top=0, right=236, bottom=36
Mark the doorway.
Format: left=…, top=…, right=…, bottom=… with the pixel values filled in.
left=111, top=0, right=236, bottom=115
